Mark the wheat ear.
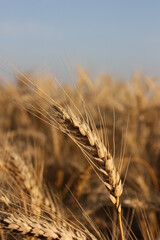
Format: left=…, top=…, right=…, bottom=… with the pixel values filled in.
left=52, top=105, right=124, bottom=239
left=0, top=211, right=96, bottom=240
left=0, top=145, right=61, bottom=219
left=0, top=147, right=43, bottom=215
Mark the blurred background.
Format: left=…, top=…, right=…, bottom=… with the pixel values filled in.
left=0, top=2, right=160, bottom=239
left=0, top=0, right=160, bottom=80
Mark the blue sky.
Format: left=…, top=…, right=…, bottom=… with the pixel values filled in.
left=0, top=0, right=160, bottom=80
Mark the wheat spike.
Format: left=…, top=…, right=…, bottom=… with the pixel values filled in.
left=53, top=106, right=123, bottom=209
left=0, top=211, right=96, bottom=240
left=51, top=105, right=124, bottom=239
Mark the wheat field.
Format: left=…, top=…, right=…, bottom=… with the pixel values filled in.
left=0, top=68, right=159, bottom=239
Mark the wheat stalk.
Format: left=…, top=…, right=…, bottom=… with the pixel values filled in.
left=50, top=105, right=124, bottom=239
